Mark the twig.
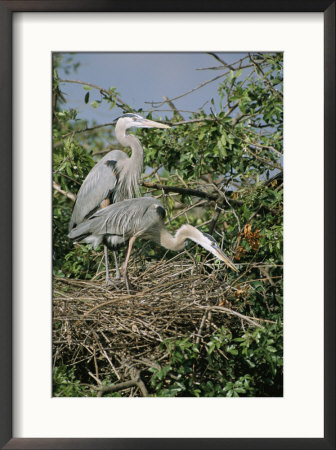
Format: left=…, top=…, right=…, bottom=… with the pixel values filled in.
left=244, top=146, right=282, bottom=171
left=141, top=181, right=219, bottom=201
left=62, top=122, right=115, bottom=139
left=97, top=376, right=148, bottom=397
left=88, top=371, right=101, bottom=385
left=145, top=72, right=228, bottom=108
left=197, top=305, right=263, bottom=328
left=53, top=181, right=76, bottom=202
left=142, top=165, right=164, bottom=179
left=195, top=310, right=209, bottom=345
left=212, top=184, right=241, bottom=232
left=58, top=78, right=131, bottom=110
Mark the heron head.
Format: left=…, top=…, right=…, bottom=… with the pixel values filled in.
left=116, top=113, right=170, bottom=130
left=190, top=229, right=239, bottom=272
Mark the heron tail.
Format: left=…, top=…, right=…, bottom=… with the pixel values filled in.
left=68, top=220, right=92, bottom=242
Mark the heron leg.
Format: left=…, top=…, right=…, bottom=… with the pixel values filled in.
left=104, top=245, right=110, bottom=283
left=104, top=247, right=120, bottom=289
left=122, top=236, right=136, bottom=294
left=113, top=251, right=121, bottom=279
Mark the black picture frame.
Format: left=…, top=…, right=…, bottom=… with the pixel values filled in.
left=0, top=2, right=334, bottom=449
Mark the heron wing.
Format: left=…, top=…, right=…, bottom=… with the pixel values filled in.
left=69, top=150, right=127, bottom=230
left=69, top=197, right=164, bottom=245
left=94, top=197, right=164, bottom=237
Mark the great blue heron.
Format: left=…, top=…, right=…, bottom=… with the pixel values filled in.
left=68, top=197, right=238, bottom=293
left=68, top=113, right=170, bottom=283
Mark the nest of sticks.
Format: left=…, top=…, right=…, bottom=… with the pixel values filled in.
left=53, top=249, right=266, bottom=397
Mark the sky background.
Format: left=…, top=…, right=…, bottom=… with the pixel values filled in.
left=57, top=52, right=248, bottom=124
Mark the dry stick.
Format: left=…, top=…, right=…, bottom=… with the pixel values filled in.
left=142, top=165, right=164, bottom=179
left=97, top=378, right=148, bottom=397
left=174, top=171, right=189, bottom=188
left=80, top=278, right=189, bottom=318
left=195, top=310, right=209, bottom=345
left=212, top=184, right=241, bottom=232
left=163, top=96, right=184, bottom=121
left=83, top=277, right=210, bottom=317
left=100, top=347, right=121, bottom=381
left=206, top=53, right=251, bottom=71
left=168, top=200, right=208, bottom=222
left=208, top=205, right=223, bottom=235
left=197, top=305, right=263, bottom=329
left=88, top=371, right=102, bottom=386
left=244, top=315, right=277, bottom=324
left=258, top=267, right=275, bottom=286
left=56, top=278, right=119, bottom=298
left=146, top=71, right=228, bottom=108
left=133, top=248, right=194, bottom=283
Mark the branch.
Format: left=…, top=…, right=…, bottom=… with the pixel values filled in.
left=141, top=181, right=219, bottom=201
left=145, top=71, right=229, bottom=108
left=53, top=173, right=282, bottom=209
left=53, top=181, right=76, bottom=202
left=248, top=54, right=283, bottom=100
left=244, top=146, right=282, bottom=171
left=197, top=54, right=252, bottom=71
left=97, top=377, right=148, bottom=397
left=58, top=78, right=131, bottom=110
left=62, top=122, right=116, bottom=139
left=197, top=305, right=263, bottom=328
left=206, top=52, right=239, bottom=71
left=162, top=96, right=184, bottom=121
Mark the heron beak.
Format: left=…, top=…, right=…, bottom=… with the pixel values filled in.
left=211, top=247, right=239, bottom=272
left=141, top=118, right=170, bottom=129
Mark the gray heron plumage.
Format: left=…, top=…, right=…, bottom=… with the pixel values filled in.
left=69, top=197, right=238, bottom=293
left=68, top=113, right=170, bottom=283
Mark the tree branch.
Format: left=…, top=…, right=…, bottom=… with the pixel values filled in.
left=197, top=305, right=263, bottom=328
left=141, top=181, right=219, bottom=201
left=53, top=181, right=76, bottom=202
left=62, top=122, right=116, bottom=139
left=97, top=377, right=149, bottom=397
left=58, top=78, right=131, bottom=110
left=145, top=71, right=229, bottom=108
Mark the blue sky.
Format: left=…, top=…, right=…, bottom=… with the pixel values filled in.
left=57, top=52, right=248, bottom=124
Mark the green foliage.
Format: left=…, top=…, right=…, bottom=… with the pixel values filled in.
left=52, top=52, right=283, bottom=397
left=53, top=363, right=124, bottom=397
left=149, top=323, right=283, bottom=397
left=53, top=365, right=96, bottom=397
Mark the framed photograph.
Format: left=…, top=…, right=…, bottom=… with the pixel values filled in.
left=1, top=2, right=334, bottom=449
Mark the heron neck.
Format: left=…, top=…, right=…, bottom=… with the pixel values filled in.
left=115, top=124, right=144, bottom=200
left=116, top=124, right=144, bottom=167
left=159, top=225, right=200, bottom=251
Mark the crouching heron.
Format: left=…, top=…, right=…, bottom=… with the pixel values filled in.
left=69, top=197, right=238, bottom=293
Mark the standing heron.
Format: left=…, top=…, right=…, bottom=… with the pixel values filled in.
left=68, top=197, right=238, bottom=293
left=68, top=113, right=170, bottom=283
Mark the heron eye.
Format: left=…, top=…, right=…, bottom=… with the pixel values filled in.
left=211, top=242, right=216, bottom=247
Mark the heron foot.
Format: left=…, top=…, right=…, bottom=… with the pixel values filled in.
left=113, top=251, right=121, bottom=279
left=124, top=274, right=135, bottom=295
left=115, top=270, right=121, bottom=280
left=105, top=278, right=120, bottom=289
